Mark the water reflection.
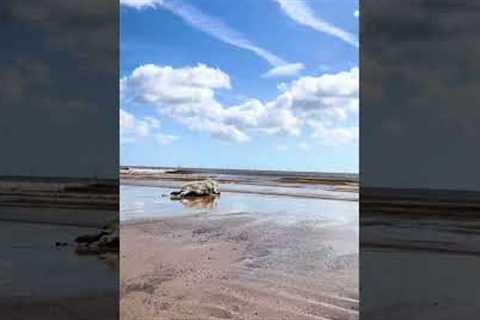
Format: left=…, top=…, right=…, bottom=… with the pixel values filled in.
left=179, top=195, right=218, bottom=209
left=121, top=185, right=358, bottom=230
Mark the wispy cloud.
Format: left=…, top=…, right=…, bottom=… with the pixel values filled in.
left=162, top=1, right=286, bottom=66
left=275, top=0, right=358, bottom=47
left=262, top=62, right=304, bottom=78
left=121, top=0, right=303, bottom=77
left=120, top=0, right=164, bottom=9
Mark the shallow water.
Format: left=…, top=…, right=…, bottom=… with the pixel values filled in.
left=122, top=178, right=358, bottom=201
left=121, top=185, right=358, bottom=231
left=121, top=184, right=360, bottom=319
left=0, top=220, right=117, bottom=302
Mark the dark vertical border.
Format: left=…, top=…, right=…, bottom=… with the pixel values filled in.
left=0, top=1, right=119, bottom=318
left=361, top=1, right=480, bottom=319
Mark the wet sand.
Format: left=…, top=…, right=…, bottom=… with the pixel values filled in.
left=120, top=171, right=358, bottom=320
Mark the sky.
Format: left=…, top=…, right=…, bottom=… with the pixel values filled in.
left=120, top=0, right=359, bottom=173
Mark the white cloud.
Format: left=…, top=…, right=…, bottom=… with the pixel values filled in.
left=354, top=10, right=359, bottom=18
left=184, top=118, right=250, bottom=143
left=275, top=0, right=358, bottom=47
left=262, top=63, right=305, bottom=78
left=143, top=116, right=160, bottom=129
left=163, top=1, right=286, bottom=67
left=155, top=133, right=179, bottom=144
left=120, top=108, right=177, bottom=145
left=120, top=108, right=151, bottom=139
left=120, top=0, right=163, bottom=9
left=271, top=67, right=359, bottom=144
left=121, top=0, right=304, bottom=72
left=121, top=64, right=358, bottom=145
left=309, top=121, right=358, bottom=146
left=278, top=67, right=359, bottom=146
left=121, top=63, right=230, bottom=105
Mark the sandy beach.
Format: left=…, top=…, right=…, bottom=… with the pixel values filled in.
left=120, top=168, right=358, bottom=320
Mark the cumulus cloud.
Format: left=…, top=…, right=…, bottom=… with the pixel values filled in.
left=184, top=118, right=250, bottom=143
left=262, top=63, right=305, bottom=78
left=120, top=109, right=150, bottom=142
left=120, top=108, right=177, bottom=145
left=121, top=64, right=358, bottom=145
left=309, top=121, right=358, bottom=146
left=279, top=67, right=359, bottom=115
left=274, top=0, right=358, bottom=47
left=121, top=63, right=230, bottom=105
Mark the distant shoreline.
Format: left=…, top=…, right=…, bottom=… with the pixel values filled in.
left=120, top=165, right=359, bottom=182
left=120, top=166, right=359, bottom=200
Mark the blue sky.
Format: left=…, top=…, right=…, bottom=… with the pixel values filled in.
left=120, top=0, right=359, bottom=173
